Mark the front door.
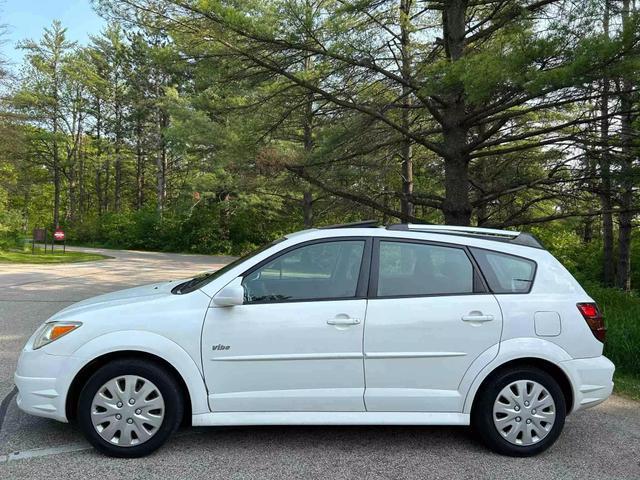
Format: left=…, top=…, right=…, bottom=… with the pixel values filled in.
left=202, top=238, right=371, bottom=412
left=364, top=239, right=503, bottom=412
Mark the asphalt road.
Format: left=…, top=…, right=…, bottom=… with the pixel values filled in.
left=0, top=247, right=638, bottom=479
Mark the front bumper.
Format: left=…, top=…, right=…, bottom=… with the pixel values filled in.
left=14, top=347, right=83, bottom=423
left=561, top=355, right=615, bottom=413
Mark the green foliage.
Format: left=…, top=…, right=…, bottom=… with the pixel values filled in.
left=533, top=225, right=640, bottom=290
left=68, top=194, right=290, bottom=256
left=0, top=210, right=24, bottom=249
left=531, top=225, right=603, bottom=284
left=586, top=285, right=640, bottom=377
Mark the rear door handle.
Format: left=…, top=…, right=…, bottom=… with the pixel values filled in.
left=327, top=318, right=361, bottom=326
left=461, top=314, right=494, bottom=322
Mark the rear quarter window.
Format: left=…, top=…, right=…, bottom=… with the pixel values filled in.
left=470, top=248, right=536, bottom=294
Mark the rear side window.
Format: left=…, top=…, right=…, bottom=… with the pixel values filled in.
left=471, top=248, right=536, bottom=293
left=377, top=241, right=474, bottom=297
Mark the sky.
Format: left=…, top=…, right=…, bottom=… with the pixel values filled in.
left=1, top=0, right=105, bottom=68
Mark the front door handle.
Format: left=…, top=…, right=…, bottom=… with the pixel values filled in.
left=327, top=318, right=361, bottom=326
left=461, top=313, right=494, bottom=322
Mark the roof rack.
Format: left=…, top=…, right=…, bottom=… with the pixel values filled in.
left=386, top=223, right=545, bottom=249
left=318, top=220, right=379, bottom=229
left=390, top=224, right=519, bottom=237
left=313, top=221, right=544, bottom=249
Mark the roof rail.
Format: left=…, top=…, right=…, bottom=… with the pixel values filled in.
left=318, top=220, right=379, bottom=229
left=389, top=224, right=519, bottom=237
left=386, top=224, right=544, bottom=249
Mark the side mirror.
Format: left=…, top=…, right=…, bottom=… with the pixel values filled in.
left=213, top=279, right=245, bottom=307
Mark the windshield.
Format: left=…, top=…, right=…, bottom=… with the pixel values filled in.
left=172, top=239, right=284, bottom=295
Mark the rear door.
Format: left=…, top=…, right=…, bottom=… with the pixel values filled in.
left=363, top=238, right=503, bottom=412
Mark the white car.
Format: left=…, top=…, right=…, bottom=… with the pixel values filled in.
left=14, top=222, right=614, bottom=458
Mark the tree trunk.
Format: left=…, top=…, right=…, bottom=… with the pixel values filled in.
left=95, top=170, right=103, bottom=216
left=600, top=139, right=615, bottom=284
left=399, top=0, right=414, bottom=219
left=617, top=177, right=633, bottom=291
left=79, top=141, right=86, bottom=218
left=156, top=148, right=165, bottom=216
left=136, top=119, right=145, bottom=210
left=114, top=89, right=123, bottom=212
left=95, top=98, right=111, bottom=216
left=67, top=153, right=77, bottom=223
left=53, top=151, right=61, bottom=228
left=616, top=0, right=633, bottom=291
left=442, top=150, right=471, bottom=225
left=617, top=209, right=632, bottom=291
left=219, top=192, right=231, bottom=241
left=156, top=109, right=167, bottom=216
left=599, top=0, right=615, bottom=286
left=114, top=144, right=122, bottom=212
left=441, top=0, right=471, bottom=226
left=102, top=159, right=111, bottom=214
left=582, top=217, right=594, bottom=243
left=52, top=87, right=61, bottom=228
left=302, top=190, right=313, bottom=228
left=301, top=34, right=315, bottom=228
left=94, top=98, right=104, bottom=215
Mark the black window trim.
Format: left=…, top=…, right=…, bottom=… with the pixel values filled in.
left=468, top=246, right=538, bottom=295
left=240, top=236, right=373, bottom=305
left=368, top=237, right=490, bottom=300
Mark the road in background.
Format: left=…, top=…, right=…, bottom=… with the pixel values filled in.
left=0, top=247, right=638, bottom=479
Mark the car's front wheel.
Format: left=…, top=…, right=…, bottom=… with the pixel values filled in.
left=77, top=358, right=183, bottom=458
left=472, top=366, right=567, bottom=456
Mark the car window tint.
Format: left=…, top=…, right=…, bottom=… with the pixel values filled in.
left=377, top=241, right=473, bottom=297
left=470, top=248, right=535, bottom=293
left=243, top=240, right=365, bottom=303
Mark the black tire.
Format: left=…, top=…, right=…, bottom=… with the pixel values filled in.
left=471, top=366, right=566, bottom=457
left=77, top=358, right=184, bottom=458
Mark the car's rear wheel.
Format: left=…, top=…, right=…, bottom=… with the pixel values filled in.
left=77, top=358, right=183, bottom=458
left=472, top=366, right=566, bottom=456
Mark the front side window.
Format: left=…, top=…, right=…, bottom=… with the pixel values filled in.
left=243, top=240, right=365, bottom=303
left=470, top=248, right=536, bottom=293
left=377, top=241, right=474, bottom=297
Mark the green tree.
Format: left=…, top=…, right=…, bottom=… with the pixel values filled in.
left=15, top=21, right=79, bottom=228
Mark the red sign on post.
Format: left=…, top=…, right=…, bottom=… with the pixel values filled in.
left=53, top=229, right=65, bottom=241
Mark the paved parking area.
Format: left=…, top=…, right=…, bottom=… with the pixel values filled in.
left=0, top=247, right=639, bottom=479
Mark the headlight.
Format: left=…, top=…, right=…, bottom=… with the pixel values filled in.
left=33, top=321, right=82, bottom=349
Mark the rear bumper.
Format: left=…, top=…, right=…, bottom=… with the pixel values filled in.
left=561, top=355, right=615, bottom=413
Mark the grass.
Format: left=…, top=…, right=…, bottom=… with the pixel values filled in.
left=587, top=284, right=640, bottom=401
left=612, top=372, right=640, bottom=402
left=0, top=248, right=110, bottom=264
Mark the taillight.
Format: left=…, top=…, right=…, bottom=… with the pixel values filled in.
left=577, top=302, right=605, bottom=342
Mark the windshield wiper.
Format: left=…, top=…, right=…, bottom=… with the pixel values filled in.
left=172, top=272, right=217, bottom=295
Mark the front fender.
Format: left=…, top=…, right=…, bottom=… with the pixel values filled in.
left=70, top=330, right=210, bottom=416
left=460, top=337, right=573, bottom=414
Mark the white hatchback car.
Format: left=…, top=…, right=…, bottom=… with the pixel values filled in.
left=15, top=222, right=614, bottom=457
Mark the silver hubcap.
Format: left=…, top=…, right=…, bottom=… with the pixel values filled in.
left=91, top=375, right=165, bottom=447
left=492, top=380, right=556, bottom=446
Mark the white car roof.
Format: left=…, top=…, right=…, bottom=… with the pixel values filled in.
left=284, top=224, right=544, bottom=258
